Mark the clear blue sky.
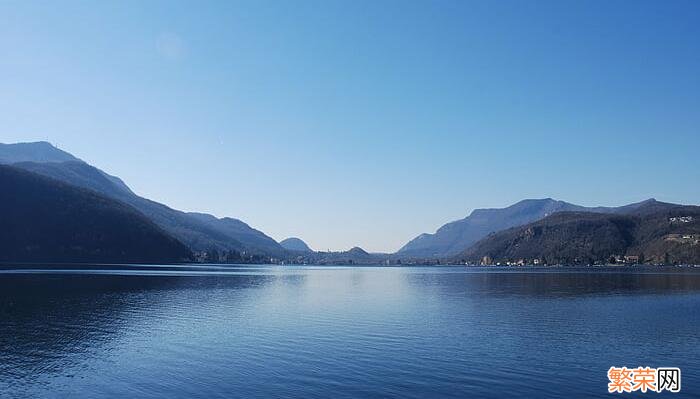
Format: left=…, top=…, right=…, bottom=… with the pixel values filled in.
left=1, top=0, right=699, bottom=252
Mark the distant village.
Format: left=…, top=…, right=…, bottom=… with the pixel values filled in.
left=188, top=214, right=699, bottom=266
left=468, top=253, right=655, bottom=267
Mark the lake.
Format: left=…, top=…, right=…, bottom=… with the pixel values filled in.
left=1, top=265, right=699, bottom=398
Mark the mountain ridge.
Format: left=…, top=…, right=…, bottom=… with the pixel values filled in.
left=397, top=198, right=661, bottom=259
left=2, top=142, right=282, bottom=256
left=2, top=141, right=695, bottom=264
left=458, top=201, right=699, bottom=265
left=0, top=141, right=80, bottom=164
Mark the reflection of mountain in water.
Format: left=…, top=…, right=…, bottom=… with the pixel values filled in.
left=402, top=267, right=700, bottom=298
left=0, top=272, right=280, bottom=393
left=2, top=266, right=700, bottom=398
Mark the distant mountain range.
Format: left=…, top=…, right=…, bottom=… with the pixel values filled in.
left=459, top=201, right=700, bottom=265
left=397, top=198, right=657, bottom=259
left=291, top=246, right=388, bottom=265
left=2, top=142, right=284, bottom=258
left=1, top=141, right=698, bottom=265
left=0, top=165, right=191, bottom=263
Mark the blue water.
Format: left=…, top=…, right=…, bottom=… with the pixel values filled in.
left=1, top=265, right=699, bottom=398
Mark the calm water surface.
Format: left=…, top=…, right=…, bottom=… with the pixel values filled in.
left=1, top=265, right=699, bottom=398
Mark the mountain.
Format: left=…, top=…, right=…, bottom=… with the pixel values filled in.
left=346, top=246, right=370, bottom=257
left=397, top=198, right=656, bottom=259
left=313, top=246, right=385, bottom=265
left=13, top=159, right=246, bottom=253
left=0, top=165, right=191, bottom=263
left=3, top=142, right=283, bottom=256
left=287, top=246, right=388, bottom=265
left=280, top=237, right=313, bottom=252
left=459, top=201, right=699, bottom=265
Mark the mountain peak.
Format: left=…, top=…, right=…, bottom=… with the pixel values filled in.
left=520, top=197, right=554, bottom=202
left=348, top=246, right=369, bottom=255
left=280, top=237, right=313, bottom=252
left=511, top=198, right=564, bottom=207
left=467, top=198, right=570, bottom=219
left=0, top=141, right=81, bottom=164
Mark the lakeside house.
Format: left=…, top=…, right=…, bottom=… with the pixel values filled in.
left=612, top=255, right=640, bottom=264
left=624, top=255, right=640, bottom=264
